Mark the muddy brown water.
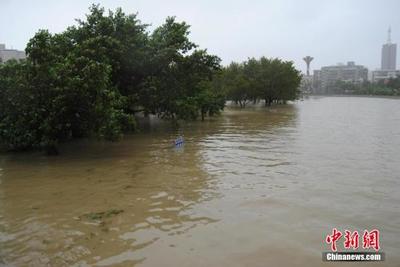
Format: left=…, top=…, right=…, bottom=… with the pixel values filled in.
left=0, top=96, right=400, bottom=266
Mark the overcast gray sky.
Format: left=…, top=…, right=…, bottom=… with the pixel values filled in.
left=1, top=0, right=399, bottom=73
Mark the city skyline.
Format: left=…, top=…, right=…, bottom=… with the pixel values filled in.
left=1, top=0, right=400, bottom=72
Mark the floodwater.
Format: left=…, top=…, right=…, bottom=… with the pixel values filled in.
left=1, top=96, right=400, bottom=267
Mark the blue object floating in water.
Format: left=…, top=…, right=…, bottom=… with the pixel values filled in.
left=174, top=136, right=184, bottom=147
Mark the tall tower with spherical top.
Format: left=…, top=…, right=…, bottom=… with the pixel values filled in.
left=303, top=56, right=313, bottom=76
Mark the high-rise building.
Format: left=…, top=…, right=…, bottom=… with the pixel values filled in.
left=381, top=27, right=397, bottom=70
left=372, top=28, right=399, bottom=82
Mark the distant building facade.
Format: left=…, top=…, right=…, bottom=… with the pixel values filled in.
left=312, top=70, right=321, bottom=92
left=0, top=43, right=26, bottom=63
left=316, top=61, right=368, bottom=93
left=372, top=69, right=400, bottom=83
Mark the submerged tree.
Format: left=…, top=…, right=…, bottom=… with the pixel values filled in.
left=222, top=62, right=252, bottom=108
left=222, top=57, right=301, bottom=106
left=0, top=29, right=135, bottom=153
left=0, top=5, right=224, bottom=153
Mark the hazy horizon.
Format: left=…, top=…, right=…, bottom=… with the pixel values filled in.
left=1, top=0, right=399, bottom=73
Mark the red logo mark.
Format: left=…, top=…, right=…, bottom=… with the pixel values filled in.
left=326, top=228, right=343, bottom=252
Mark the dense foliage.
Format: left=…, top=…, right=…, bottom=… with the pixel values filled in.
left=0, top=5, right=302, bottom=153
left=220, top=57, right=301, bottom=107
left=0, top=5, right=224, bottom=152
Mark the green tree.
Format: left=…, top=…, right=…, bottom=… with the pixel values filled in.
left=0, top=5, right=225, bottom=153
left=142, top=17, right=222, bottom=119
left=0, top=27, right=135, bottom=153
left=195, top=81, right=226, bottom=121
left=223, top=57, right=301, bottom=106
left=223, top=62, right=251, bottom=108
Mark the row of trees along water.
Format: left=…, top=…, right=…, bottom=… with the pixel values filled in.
left=220, top=58, right=301, bottom=108
left=327, top=78, right=400, bottom=96
left=0, top=5, right=302, bottom=153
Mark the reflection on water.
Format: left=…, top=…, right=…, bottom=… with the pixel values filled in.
left=1, top=96, right=400, bottom=266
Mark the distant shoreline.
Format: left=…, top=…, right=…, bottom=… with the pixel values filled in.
left=305, top=94, right=400, bottom=99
